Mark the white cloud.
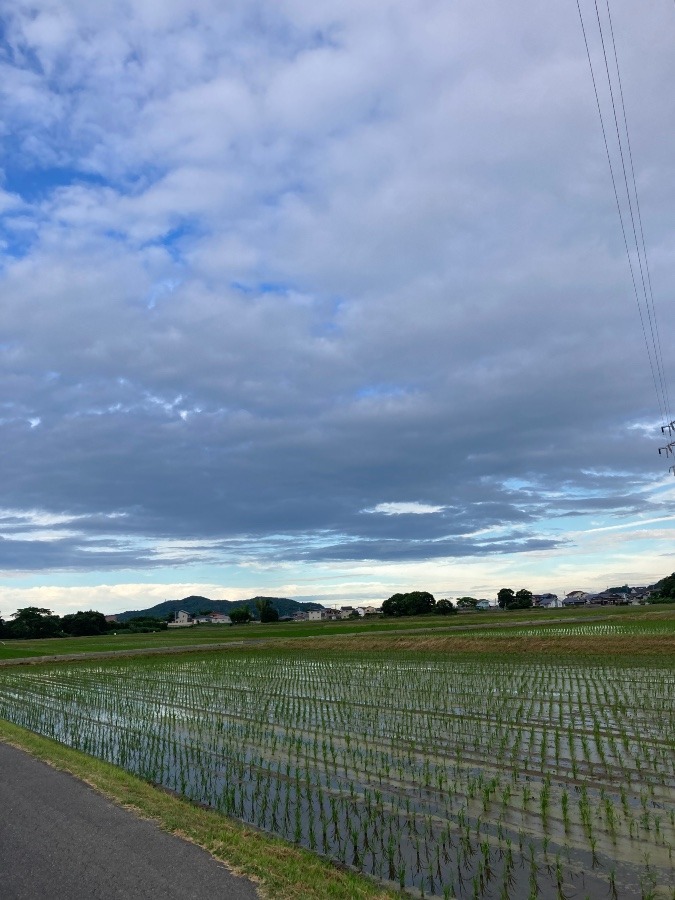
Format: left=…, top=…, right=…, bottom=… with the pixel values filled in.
left=363, top=502, right=446, bottom=516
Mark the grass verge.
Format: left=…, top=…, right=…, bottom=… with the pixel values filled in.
left=0, top=719, right=399, bottom=900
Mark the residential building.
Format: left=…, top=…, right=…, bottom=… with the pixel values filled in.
left=533, top=593, right=560, bottom=608
left=167, top=609, right=194, bottom=627
left=194, top=613, right=232, bottom=624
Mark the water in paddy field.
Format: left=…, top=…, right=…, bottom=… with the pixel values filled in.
left=0, top=653, right=673, bottom=898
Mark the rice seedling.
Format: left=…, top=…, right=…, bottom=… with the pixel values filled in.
left=0, top=649, right=672, bottom=898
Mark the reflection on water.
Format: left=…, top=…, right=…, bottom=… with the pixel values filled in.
left=0, top=653, right=672, bottom=898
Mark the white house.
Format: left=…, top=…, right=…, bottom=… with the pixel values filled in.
left=533, top=593, right=561, bottom=608
left=167, top=609, right=194, bottom=628
left=308, top=610, right=326, bottom=621
left=194, top=613, right=232, bottom=624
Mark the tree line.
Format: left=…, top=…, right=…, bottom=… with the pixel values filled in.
left=380, top=578, right=675, bottom=618
left=380, top=589, right=535, bottom=617
left=381, top=592, right=457, bottom=617
left=0, top=607, right=168, bottom=640
left=0, top=598, right=282, bottom=641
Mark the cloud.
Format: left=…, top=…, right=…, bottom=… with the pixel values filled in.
left=362, top=502, right=446, bottom=516
left=0, top=0, right=674, bottom=607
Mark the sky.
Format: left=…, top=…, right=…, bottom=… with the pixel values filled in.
left=1, top=0, right=674, bottom=617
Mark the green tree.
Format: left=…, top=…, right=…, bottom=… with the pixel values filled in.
left=497, top=589, right=515, bottom=609
left=8, top=607, right=62, bottom=639
left=434, top=598, right=457, bottom=615
left=652, top=572, right=675, bottom=602
left=503, top=589, right=533, bottom=610
left=61, top=610, right=107, bottom=636
left=456, top=597, right=478, bottom=609
left=382, top=591, right=435, bottom=617
left=255, top=598, right=279, bottom=623
left=230, top=607, right=252, bottom=624
left=514, top=589, right=533, bottom=609
left=381, top=595, right=402, bottom=616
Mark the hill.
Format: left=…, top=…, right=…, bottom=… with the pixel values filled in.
left=115, top=595, right=324, bottom=622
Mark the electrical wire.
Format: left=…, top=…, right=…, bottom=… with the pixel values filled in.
left=595, top=0, right=670, bottom=425
left=602, top=0, right=672, bottom=423
left=574, top=0, right=668, bottom=427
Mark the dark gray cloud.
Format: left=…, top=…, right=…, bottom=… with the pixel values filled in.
left=0, top=0, right=674, bottom=585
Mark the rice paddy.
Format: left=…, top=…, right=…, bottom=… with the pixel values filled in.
left=0, top=649, right=672, bottom=898
left=454, top=621, right=675, bottom=639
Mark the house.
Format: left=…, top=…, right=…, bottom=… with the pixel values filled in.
left=308, top=610, right=327, bottom=621
left=292, top=611, right=309, bottom=621
left=533, top=593, right=560, bottom=608
left=194, top=613, right=232, bottom=624
left=475, top=600, right=492, bottom=611
left=563, top=591, right=590, bottom=607
left=590, top=590, right=629, bottom=606
left=167, top=609, right=194, bottom=627
left=629, top=587, right=652, bottom=604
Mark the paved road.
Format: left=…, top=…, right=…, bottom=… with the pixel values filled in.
left=0, top=742, right=259, bottom=900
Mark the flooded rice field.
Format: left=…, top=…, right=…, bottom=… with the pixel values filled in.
left=0, top=650, right=672, bottom=898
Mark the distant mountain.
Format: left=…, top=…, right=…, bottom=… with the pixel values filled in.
left=115, top=595, right=324, bottom=622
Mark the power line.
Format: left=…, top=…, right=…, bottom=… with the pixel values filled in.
left=594, top=0, right=671, bottom=424
left=574, top=0, right=664, bottom=416
left=591, top=0, right=669, bottom=425
left=602, top=0, right=672, bottom=422
left=574, top=0, right=673, bottom=469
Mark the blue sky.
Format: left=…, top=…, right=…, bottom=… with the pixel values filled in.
left=1, top=0, right=674, bottom=616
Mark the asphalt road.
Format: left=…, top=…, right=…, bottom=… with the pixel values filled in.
left=0, top=742, right=259, bottom=900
